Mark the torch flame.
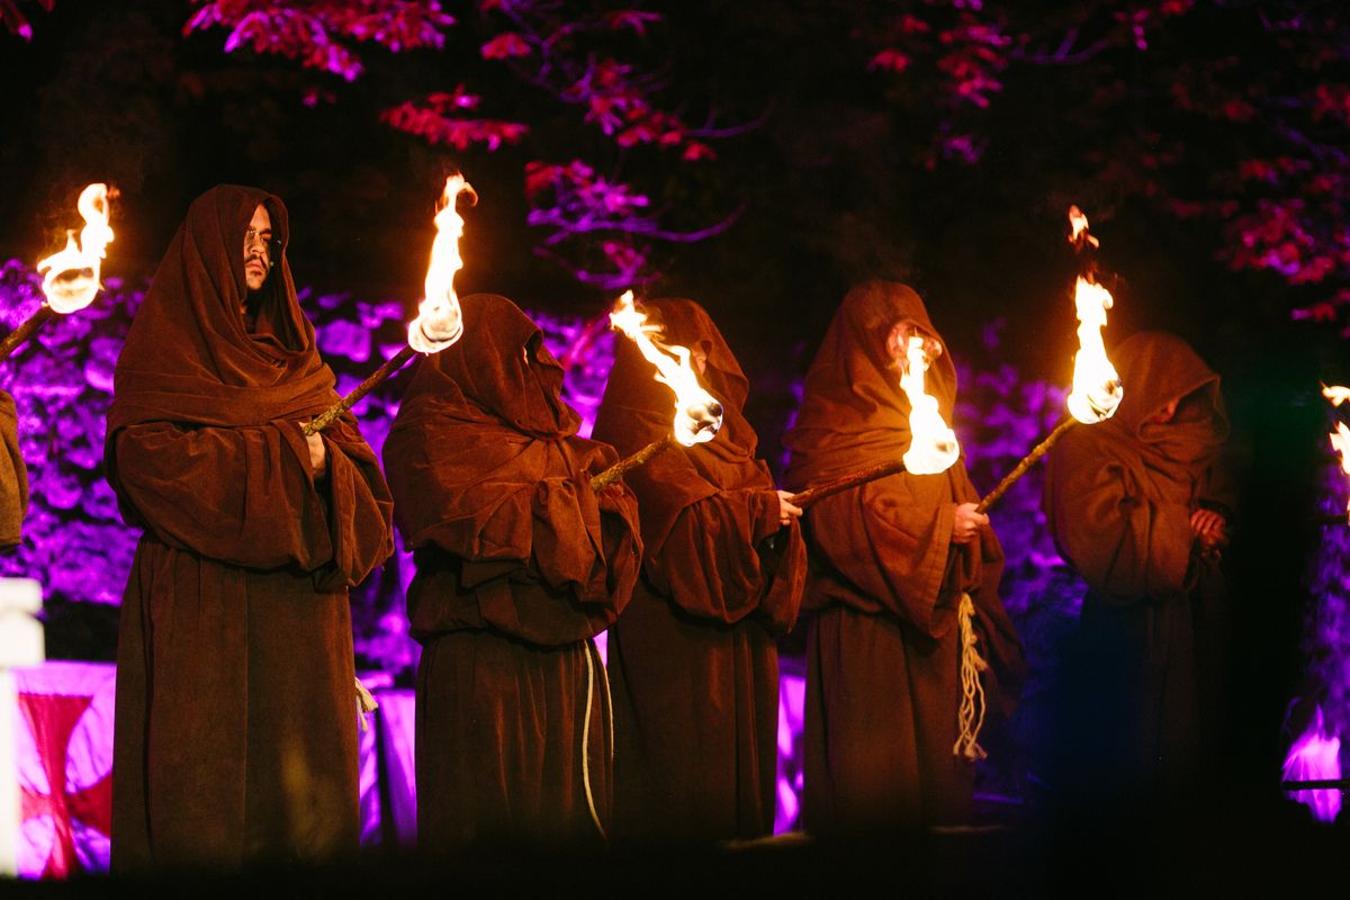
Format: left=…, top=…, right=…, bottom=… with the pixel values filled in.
left=1331, top=421, right=1350, bottom=524
left=1322, top=383, right=1350, bottom=408
left=899, top=335, right=960, bottom=475
left=408, top=174, right=477, bottom=354
left=1067, top=204, right=1099, bottom=250
left=609, top=290, right=723, bottom=446
left=1065, top=276, right=1124, bottom=424
left=1282, top=705, right=1342, bottom=823
left=36, top=183, right=114, bottom=315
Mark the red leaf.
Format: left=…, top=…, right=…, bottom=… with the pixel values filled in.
left=481, top=32, right=531, bottom=60
left=869, top=48, right=911, bottom=73
left=682, top=141, right=716, bottom=162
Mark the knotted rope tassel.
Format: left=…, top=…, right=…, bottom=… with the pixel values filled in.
left=953, top=592, right=989, bottom=761
left=580, top=638, right=613, bottom=839
left=355, top=676, right=379, bottom=733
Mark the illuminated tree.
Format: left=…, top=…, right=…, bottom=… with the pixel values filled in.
left=182, top=0, right=742, bottom=289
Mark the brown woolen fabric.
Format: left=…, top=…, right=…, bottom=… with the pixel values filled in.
left=0, top=391, right=28, bottom=547
left=591, top=298, right=805, bottom=629
left=1043, top=331, right=1231, bottom=799
left=591, top=298, right=806, bottom=841
left=107, top=185, right=336, bottom=434
left=107, top=185, right=394, bottom=870
left=416, top=632, right=612, bottom=848
left=1045, top=331, right=1231, bottom=602
left=382, top=294, right=642, bottom=848
left=783, top=281, right=1024, bottom=831
left=384, top=294, right=642, bottom=646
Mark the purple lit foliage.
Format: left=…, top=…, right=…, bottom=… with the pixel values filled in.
left=863, top=1, right=1350, bottom=335
left=524, top=160, right=740, bottom=291
left=956, top=319, right=1084, bottom=621
left=1283, top=431, right=1350, bottom=823
left=0, top=260, right=141, bottom=605
left=185, top=0, right=738, bottom=289
left=1302, top=443, right=1350, bottom=740
left=1284, top=705, right=1342, bottom=823
left=379, top=86, right=528, bottom=152
left=953, top=317, right=1088, bottom=799
left=0, top=0, right=51, bottom=40
left=184, top=0, right=456, bottom=82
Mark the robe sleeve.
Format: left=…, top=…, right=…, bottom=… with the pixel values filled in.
left=424, top=468, right=638, bottom=620
left=441, top=467, right=642, bottom=644
left=643, top=487, right=788, bottom=625
left=311, top=415, right=396, bottom=591
left=806, top=472, right=958, bottom=638
left=0, top=391, right=28, bottom=548
left=1045, top=438, right=1194, bottom=603
left=594, top=480, right=644, bottom=606
left=514, top=472, right=638, bottom=602
left=113, top=417, right=391, bottom=584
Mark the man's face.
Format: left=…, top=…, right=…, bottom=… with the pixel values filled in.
left=886, top=320, right=942, bottom=371
left=243, top=204, right=273, bottom=292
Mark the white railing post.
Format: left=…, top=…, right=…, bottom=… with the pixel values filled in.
left=0, top=579, right=45, bottom=877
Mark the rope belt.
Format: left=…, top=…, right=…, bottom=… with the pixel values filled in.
left=355, top=676, right=379, bottom=733
left=953, top=592, right=989, bottom=761
left=580, top=637, right=613, bottom=839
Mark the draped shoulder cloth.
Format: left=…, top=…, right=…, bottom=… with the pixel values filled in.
left=384, top=294, right=643, bottom=644
left=592, top=298, right=805, bottom=631
left=1045, top=331, right=1230, bottom=602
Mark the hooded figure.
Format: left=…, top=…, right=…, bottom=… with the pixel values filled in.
left=1044, top=331, right=1232, bottom=803
left=784, top=281, right=1025, bottom=832
left=106, top=185, right=394, bottom=868
left=0, top=391, right=27, bottom=547
left=382, top=294, right=643, bottom=850
left=590, top=298, right=807, bottom=842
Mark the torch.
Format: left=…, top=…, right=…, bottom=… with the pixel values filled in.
left=970, top=205, right=1124, bottom=514
left=0, top=184, right=115, bottom=363
left=303, top=174, right=476, bottom=435
left=590, top=291, right=725, bottom=491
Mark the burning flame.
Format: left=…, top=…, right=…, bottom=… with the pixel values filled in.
left=1067, top=204, right=1099, bottom=250
left=1323, top=386, right=1350, bottom=523
left=1331, top=422, right=1350, bottom=524
left=1064, top=206, right=1123, bottom=424
left=408, top=174, right=476, bottom=354
left=898, top=335, right=960, bottom=475
left=1065, top=279, right=1123, bottom=424
left=1283, top=705, right=1342, bottom=823
left=36, top=183, right=114, bottom=315
left=609, top=290, right=724, bottom=446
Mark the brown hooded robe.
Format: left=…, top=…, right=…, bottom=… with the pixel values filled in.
left=1044, top=331, right=1231, bottom=801
left=382, top=295, right=643, bottom=849
left=106, top=185, right=394, bottom=868
left=591, top=298, right=807, bottom=842
left=784, top=281, right=1024, bottom=832
left=0, top=390, right=28, bottom=546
